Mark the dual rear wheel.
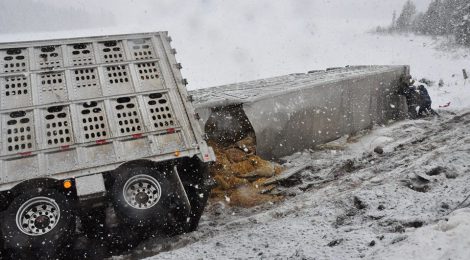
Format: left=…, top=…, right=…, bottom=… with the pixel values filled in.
left=0, top=158, right=211, bottom=257
left=0, top=189, right=75, bottom=259
left=110, top=158, right=210, bottom=233
left=111, top=163, right=186, bottom=229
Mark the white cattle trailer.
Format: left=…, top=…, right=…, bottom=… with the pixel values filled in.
left=0, top=32, right=214, bottom=257
left=191, top=66, right=409, bottom=159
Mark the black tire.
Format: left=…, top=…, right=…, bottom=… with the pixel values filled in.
left=111, top=163, right=188, bottom=229
left=0, top=188, right=76, bottom=258
left=177, top=157, right=212, bottom=232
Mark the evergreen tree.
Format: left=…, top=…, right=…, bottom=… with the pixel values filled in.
left=388, top=0, right=469, bottom=47
left=422, top=0, right=445, bottom=35
left=454, top=1, right=470, bottom=45
left=412, top=12, right=427, bottom=34
left=396, top=0, right=417, bottom=31
left=441, top=0, right=459, bottom=34
left=391, top=10, right=397, bottom=30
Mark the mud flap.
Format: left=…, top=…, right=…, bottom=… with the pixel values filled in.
left=171, top=165, right=192, bottom=217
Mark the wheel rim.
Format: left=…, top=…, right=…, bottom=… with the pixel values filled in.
left=16, top=197, right=61, bottom=236
left=123, top=174, right=162, bottom=209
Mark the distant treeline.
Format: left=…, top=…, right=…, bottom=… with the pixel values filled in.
left=0, top=0, right=114, bottom=34
left=376, top=0, right=470, bottom=47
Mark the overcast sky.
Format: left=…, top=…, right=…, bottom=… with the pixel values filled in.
left=0, top=0, right=433, bottom=89
left=39, top=0, right=433, bottom=25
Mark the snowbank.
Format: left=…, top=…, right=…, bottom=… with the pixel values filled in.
left=375, top=209, right=470, bottom=260
left=134, top=110, right=470, bottom=260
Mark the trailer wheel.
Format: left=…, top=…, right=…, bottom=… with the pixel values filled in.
left=0, top=188, right=76, bottom=258
left=111, top=164, right=181, bottom=228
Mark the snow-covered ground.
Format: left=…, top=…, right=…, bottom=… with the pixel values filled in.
left=107, top=31, right=470, bottom=260
left=2, top=2, right=469, bottom=259
left=110, top=109, right=470, bottom=260
left=3, top=25, right=468, bottom=260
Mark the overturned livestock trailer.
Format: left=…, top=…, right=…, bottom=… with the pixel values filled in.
left=191, top=66, right=409, bottom=159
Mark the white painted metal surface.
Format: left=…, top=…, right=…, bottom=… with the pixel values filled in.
left=75, top=174, right=106, bottom=200
left=0, top=32, right=214, bottom=192
left=192, top=66, right=409, bottom=159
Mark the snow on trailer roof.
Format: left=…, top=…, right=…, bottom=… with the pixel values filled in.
left=0, top=31, right=170, bottom=48
left=191, top=65, right=407, bottom=108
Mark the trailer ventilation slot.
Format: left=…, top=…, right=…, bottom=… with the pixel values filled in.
left=77, top=101, right=110, bottom=143
left=35, top=45, right=63, bottom=69
left=42, top=105, right=74, bottom=148
left=67, top=43, right=95, bottom=66
left=137, top=62, right=160, bottom=81
left=0, top=48, right=28, bottom=73
left=1, top=75, right=32, bottom=109
left=37, top=72, right=68, bottom=104
left=135, top=62, right=164, bottom=90
left=145, top=93, right=177, bottom=131
left=106, top=65, right=130, bottom=84
left=110, top=96, right=143, bottom=136
left=72, top=68, right=98, bottom=88
left=98, top=41, right=125, bottom=63
left=103, top=65, right=133, bottom=95
left=128, top=38, right=156, bottom=60
left=70, top=68, right=102, bottom=99
left=2, top=110, right=35, bottom=154
left=0, top=32, right=190, bottom=162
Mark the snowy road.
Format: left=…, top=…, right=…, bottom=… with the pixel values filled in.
left=109, top=109, right=470, bottom=260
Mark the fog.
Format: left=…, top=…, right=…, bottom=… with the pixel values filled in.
left=0, top=0, right=432, bottom=89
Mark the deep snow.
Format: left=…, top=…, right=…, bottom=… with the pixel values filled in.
left=109, top=108, right=470, bottom=260
left=2, top=2, right=469, bottom=259
left=107, top=29, right=470, bottom=260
